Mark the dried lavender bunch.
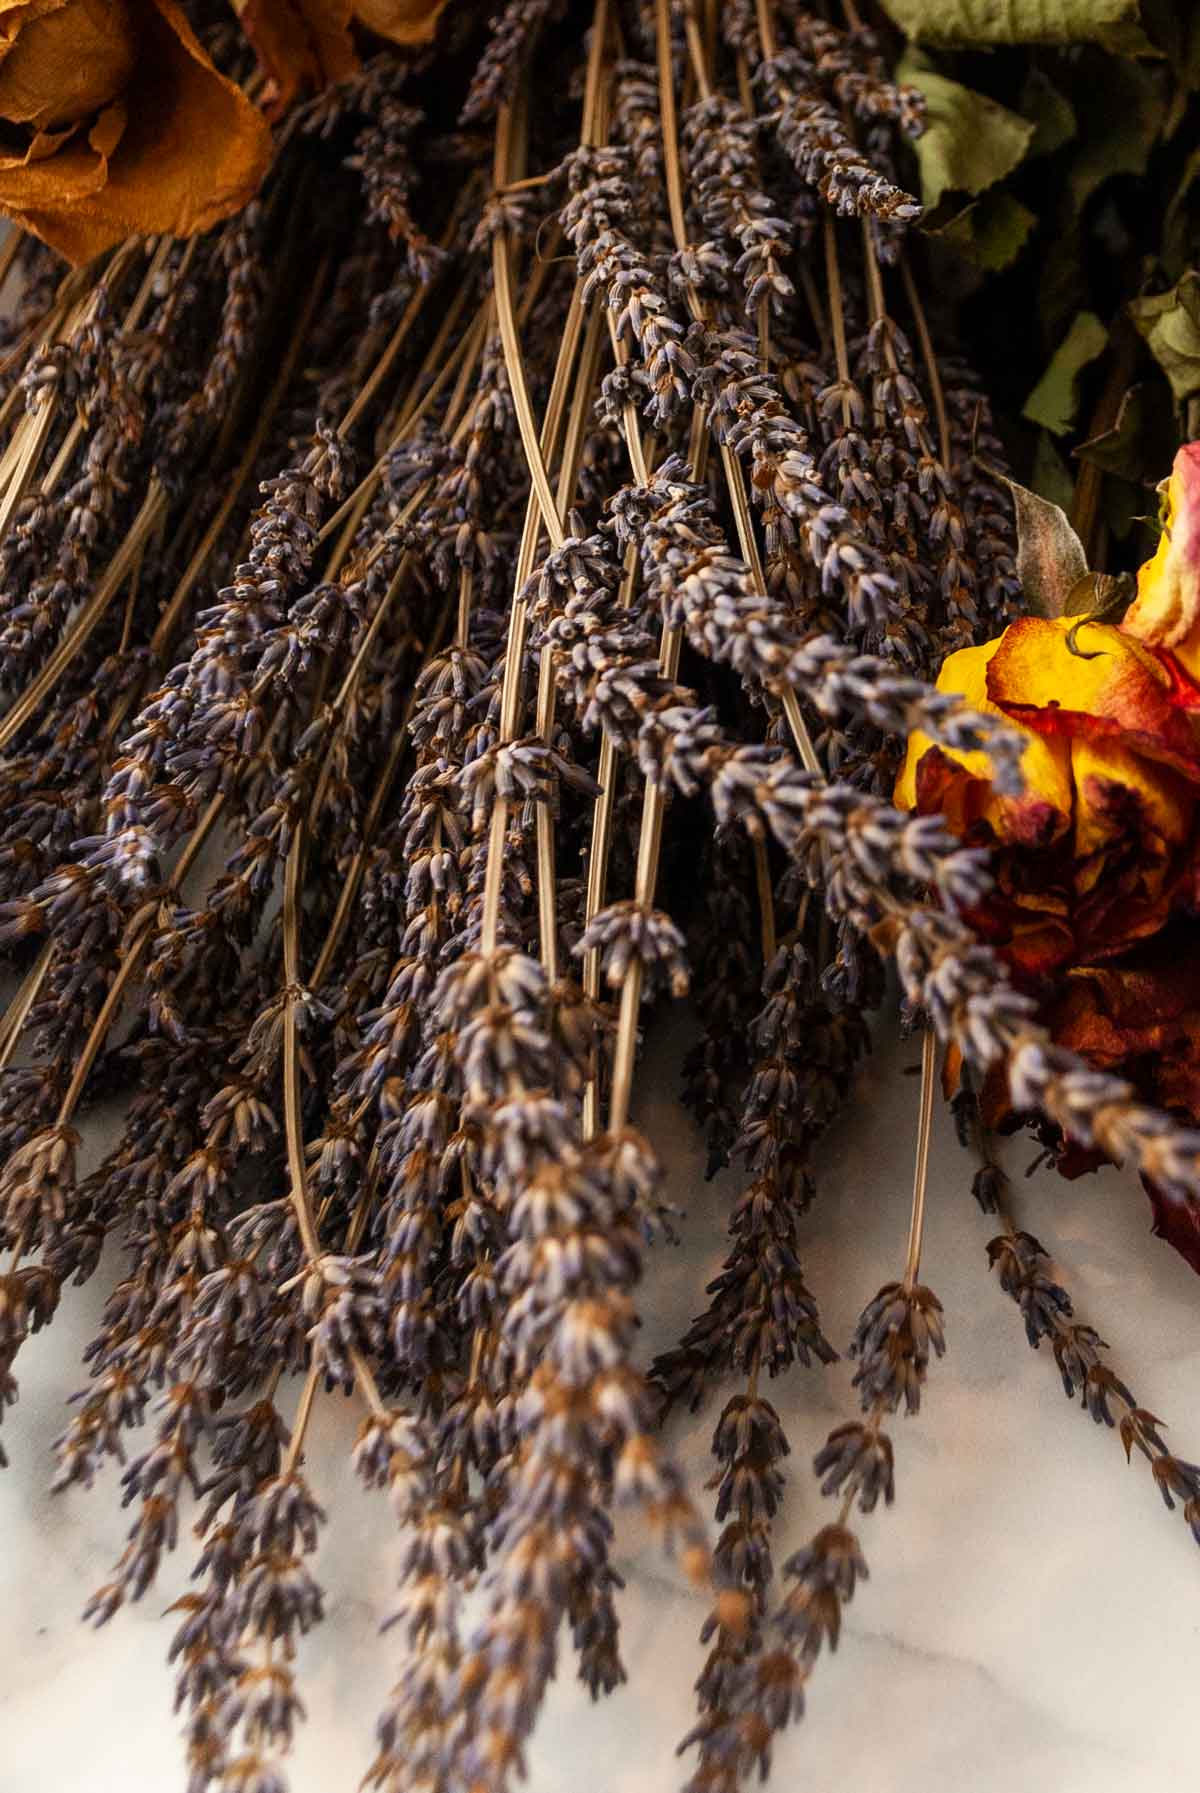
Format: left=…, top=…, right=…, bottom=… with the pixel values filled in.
left=681, top=1044, right=944, bottom=1790
left=655, top=926, right=850, bottom=1416
left=969, top=1121, right=1200, bottom=1550
left=658, top=904, right=867, bottom=1765
left=680, top=830, right=761, bottom=1173
left=0, top=7, right=1190, bottom=1793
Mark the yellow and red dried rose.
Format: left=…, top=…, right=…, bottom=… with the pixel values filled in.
left=896, top=614, right=1200, bottom=978
left=897, top=443, right=1200, bottom=1271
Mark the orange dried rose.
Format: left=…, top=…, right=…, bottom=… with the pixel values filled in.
left=0, top=0, right=270, bottom=265
left=237, top=0, right=452, bottom=114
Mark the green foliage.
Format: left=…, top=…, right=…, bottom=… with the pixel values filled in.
left=1064, top=58, right=1162, bottom=215
left=1019, top=68, right=1077, bottom=158
left=898, top=51, right=1034, bottom=209
left=1031, top=431, right=1078, bottom=509
left=933, top=191, right=1037, bottom=269
left=887, top=0, right=1194, bottom=556
left=880, top=0, right=1155, bottom=52
left=1130, top=274, right=1200, bottom=401
left=1077, top=383, right=1178, bottom=480
left=1023, top=311, right=1109, bottom=434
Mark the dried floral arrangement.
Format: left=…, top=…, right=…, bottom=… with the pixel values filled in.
left=0, top=2, right=1198, bottom=1790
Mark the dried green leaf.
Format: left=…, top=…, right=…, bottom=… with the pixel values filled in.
left=1063, top=573, right=1136, bottom=643
left=1022, top=311, right=1108, bottom=436
left=1004, top=476, right=1089, bottom=617
left=1141, top=0, right=1200, bottom=90
left=1076, top=382, right=1176, bottom=482
left=879, top=0, right=1155, bottom=53
left=1032, top=431, right=1077, bottom=512
left=896, top=51, right=1034, bottom=209
left=1020, top=68, right=1077, bottom=158
left=1163, top=146, right=1200, bottom=280
left=1066, top=58, right=1163, bottom=215
left=1129, top=272, right=1200, bottom=402
left=934, top=191, right=1037, bottom=270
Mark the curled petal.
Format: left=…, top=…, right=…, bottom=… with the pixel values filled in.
left=354, top=0, right=451, bottom=43
left=1124, top=443, right=1200, bottom=668
left=241, top=0, right=452, bottom=114
left=0, top=0, right=135, bottom=129
left=0, top=0, right=271, bottom=263
left=236, top=0, right=358, bottom=113
left=895, top=635, right=1072, bottom=846
left=986, top=616, right=1200, bottom=781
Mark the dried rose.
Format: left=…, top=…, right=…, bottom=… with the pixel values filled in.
left=0, top=0, right=271, bottom=265
left=237, top=0, right=452, bottom=114
left=1048, top=944, right=1200, bottom=1271
left=897, top=476, right=1200, bottom=1271
left=896, top=614, right=1200, bottom=978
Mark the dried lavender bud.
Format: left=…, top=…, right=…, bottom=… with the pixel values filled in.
left=849, top=1281, right=945, bottom=1415
left=984, top=1214, right=1200, bottom=1548
left=813, top=1421, right=894, bottom=1513
left=760, top=48, right=921, bottom=226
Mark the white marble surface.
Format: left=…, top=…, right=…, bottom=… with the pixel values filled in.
left=3, top=1011, right=1200, bottom=1793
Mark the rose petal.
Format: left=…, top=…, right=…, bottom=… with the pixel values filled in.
left=239, top=0, right=450, bottom=114
left=0, top=118, right=111, bottom=211
left=236, top=0, right=357, bottom=116
left=987, top=615, right=1200, bottom=780
left=2, top=0, right=271, bottom=264
left=998, top=913, right=1076, bottom=978
left=355, top=0, right=450, bottom=44
left=0, top=0, right=135, bottom=130
left=1054, top=950, right=1200, bottom=1098
left=1051, top=949, right=1200, bottom=1271
left=895, top=634, right=1073, bottom=843
left=1123, top=442, right=1200, bottom=664
left=1145, top=1182, right=1200, bottom=1276
left=0, top=1, right=67, bottom=45
left=1070, top=736, right=1194, bottom=859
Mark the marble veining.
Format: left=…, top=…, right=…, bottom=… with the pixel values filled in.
left=2, top=1014, right=1197, bottom=1793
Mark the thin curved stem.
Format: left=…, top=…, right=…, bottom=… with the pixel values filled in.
left=902, top=1027, right=937, bottom=1289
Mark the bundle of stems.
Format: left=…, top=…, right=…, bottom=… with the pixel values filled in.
left=0, top=4, right=1197, bottom=1790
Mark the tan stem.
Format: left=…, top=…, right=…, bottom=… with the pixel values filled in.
left=0, top=941, right=51, bottom=1068
left=656, top=0, right=690, bottom=251
left=281, top=1361, right=322, bottom=1475
left=534, top=299, right=607, bottom=978
left=823, top=213, right=854, bottom=431
left=899, top=257, right=952, bottom=469
left=349, top=1343, right=389, bottom=1420
left=753, top=837, right=777, bottom=965
left=902, top=1027, right=937, bottom=1290
left=0, top=481, right=169, bottom=755
left=478, top=87, right=590, bottom=957
left=491, top=108, right=565, bottom=557
left=282, top=829, right=322, bottom=1265
left=755, top=0, right=778, bottom=58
